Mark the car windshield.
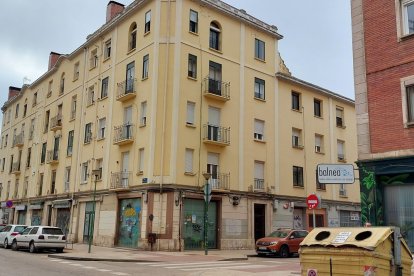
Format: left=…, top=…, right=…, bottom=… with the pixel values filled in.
left=42, top=228, right=63, bottom=235
left=14, top=226, right=27, bottom=233
left=268, top=230, right=290, bottom=238
left=0, top=226, right=5, bottom=231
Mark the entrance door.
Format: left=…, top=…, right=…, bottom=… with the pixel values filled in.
left=183, top=199, right=217, bottom=250
left=117, top=198, right=141, bottom=248
left=254, top=204, right=266, bottom=241
left=31, top=209, right=42, bottom=226
left=83, top=202, right=94, bottom=243
left=56, top=208, right=70, bottom=236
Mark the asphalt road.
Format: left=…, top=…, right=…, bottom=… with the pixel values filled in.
left=0, top=248, right=301, bottom=276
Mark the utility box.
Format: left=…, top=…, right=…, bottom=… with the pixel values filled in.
left=299, top=227, right=412, bottom=276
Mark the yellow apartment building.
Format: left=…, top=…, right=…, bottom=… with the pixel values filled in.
left=0, top=0, right=360, bottom=251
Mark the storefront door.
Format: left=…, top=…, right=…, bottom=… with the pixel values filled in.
left=183, top=199, right=217, bottom=250
left=117, top=198, right=141, bottom=248
left=17, top=211, right=26, bottom=225
left=56, top=208, right=71, bottom=235
left=83, top=202, right=94, bottom=243
left=31, top=209, right=42, bottom=226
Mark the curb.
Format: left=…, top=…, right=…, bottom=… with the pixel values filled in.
left=218, top=257, right=248, bottom=261
left=48, top=254, right=160, bottom=263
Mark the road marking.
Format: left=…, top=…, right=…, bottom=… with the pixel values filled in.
left=181, top=264, right=268, bottom=271
left=134, top=262, right=158, bottom=265
left=111, top=272, right=129, bottom=276
left=59, top=261, right=73, bottom=264
left=163, top=262, right=249, bottom=269
left=69, top=263, right=84, bottom=267
left=82, top=266, right=96, bottom=269
left=49, top=259, right=61, bottom=262
left=97, top=269, right=112, bottom=272
left=148, top=261, right=235, bottom=267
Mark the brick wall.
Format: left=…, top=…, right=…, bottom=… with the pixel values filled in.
left=363, top=0, right=414, bottom=153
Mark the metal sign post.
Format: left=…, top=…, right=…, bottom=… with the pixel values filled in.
left=202, top=172, right=211, bottom=256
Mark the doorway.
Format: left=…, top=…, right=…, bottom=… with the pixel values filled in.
left=254, top=204, right=266, bottom=241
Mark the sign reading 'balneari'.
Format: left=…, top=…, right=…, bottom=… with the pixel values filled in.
left=317, top=164, right=355, bottom=184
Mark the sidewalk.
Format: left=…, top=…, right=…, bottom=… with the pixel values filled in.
left=49, top=243, right=253, bottom=262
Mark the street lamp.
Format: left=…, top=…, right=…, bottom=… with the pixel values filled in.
left=202, top=172, right=211, bottom=256
left=88, top=169, right=101, bottom=254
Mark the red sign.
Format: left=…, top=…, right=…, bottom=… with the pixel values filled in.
left=306, top=194, right=319, bottom=210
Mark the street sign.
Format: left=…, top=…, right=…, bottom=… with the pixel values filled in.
left=317, top=164, right=355, bottom=184
left=6, top=200, right=13, bottom=208
left=306, top=194, right=319, bottom=210
left=307, top=269, right=318, bottom=276
left=204, top=183, right=212, bottom=203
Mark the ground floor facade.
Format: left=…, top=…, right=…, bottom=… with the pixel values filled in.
left=0, top=185, right=360, bottom=251
left=357, top=155, right=414, bottom=251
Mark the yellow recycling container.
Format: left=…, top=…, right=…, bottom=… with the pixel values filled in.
left=299, top=227, right=412, bottom=276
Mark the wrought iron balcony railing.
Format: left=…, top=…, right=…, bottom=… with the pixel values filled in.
left=208, top=172, right=230, bottom=190
left=203, top=77, right=230, bottom=101
left=113, top=123, right=134, bottom=145
left=254, top=178, right=265, bottom=191
left=111, top=171, right=131, bottom=189
left=203, top=124, right=230, bottom=146
left=117, top=78, right=137, bottom=101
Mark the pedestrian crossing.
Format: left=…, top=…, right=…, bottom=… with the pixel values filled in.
left=48, top=258, right=130, bottom=275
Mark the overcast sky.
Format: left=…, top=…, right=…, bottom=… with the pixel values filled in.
left=0, top=0, right=354, bottom=123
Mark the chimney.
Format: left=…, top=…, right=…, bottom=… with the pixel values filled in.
left=106, top=1, right=125, bottom=23
left=8, top=86, right=21, bottom=100
left=48, top=52, right=62, bottom=70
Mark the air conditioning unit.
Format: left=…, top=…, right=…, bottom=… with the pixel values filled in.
left=315, top=145, right=321, bottom=153
left=339, top=189, right=347, bottom=196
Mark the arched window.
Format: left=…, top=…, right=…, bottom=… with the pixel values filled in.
left=129, top=22, right=137, bottom=51
left=209, top=21, right=221, bottom=50
left=60, top=73, right=65, bottom=95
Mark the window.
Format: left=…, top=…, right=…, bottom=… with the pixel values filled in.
left=254, top=161, right=265, bottom=190
left=314, top=99, right=322, bottom=117
left=186, top=101, right=195, bottom=125
left=64, top=167, right=71, bottom=192
left=47, top=80, right=53, bottom=97
left=292, top=128, right=302, bottom=148
left=9, top=156, right=13, bottom=173
left=142, top=54, right=149, bottom=79
left=293, top=166, right=304, bottom=187
left=339, top=184, right=347, bottom=197
left=336, top=107, right=344, bottom=127
left=98, top=118, right=106, bottom=139
left=33, top=92, right=38, bottom=107
left=87, top=85, right=95, bottom=106
left=208, top=61, right=222, bottom=95
left=104, top=40, right=111, bottom=59
left=1, top=158, right=4, bottom=171
left=15, top=104, right=19, bottom=118
left=7, top=110, right=11, bottom=123
left=67, top=130, right=74, bottom=156
left=316, top=173, right=326, bottom=190
left=337, top=140, right=345, bottom=161
left=129, top=22, right=137, bottom=51
left=84, top=123, right=92, bottom=144
left=406, top=84, right=414, bottom=123
left=70, top=96, right=77, bottom=120
left=255, top=38, right=265, bottom=60
left=254, top=78, right=265, bottom=100
left=315, top=134, right=323, bottom=153
left=209, top=22, right=221, bottom=50
left=185, top=148, right=194, bottom=173
left=38, top=174, right=43, bottom=196
left=254, top=119, right=265, bottom=141
left=26, top=147, right=31, bottom=168
left=90, top=49, right=98, bottom=69
left=60, top=73, right=65, bottom=95
left=41, top=142, right=47, bottom=164
left=138, top=148, right=144, bottom=173
left=402, top=0, right=414, bottom=35
left=101, top=77, right=109, bottom=99
left=189, top=10, right=198, bottom=33
left=188, top=54, right=197, bottom=79
left=73, top=62, right=80, bottom=80
left=95, top=159, right=103, bottom=180
left=44, top=110, right=50, bottom=133
left=23, top=177, right=28, bottom=198
left=23, top=104, right=27, bottom=118
left=140, top=102, right=147, bottom=126
left=4, top=134, right=7, bottom=147
left=292, top=92, right=300, bottom=111
left=126, top=61, right=135, bottom=92
left=81, top=162, right=88, bottom=183
left=29, top=118, right=35, bottom=140
left=145, top=11, right=151, bottom=33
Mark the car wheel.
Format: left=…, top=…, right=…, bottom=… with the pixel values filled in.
left=29, top=242, right=37, bottom=253
left=280, top=245, right=289, bottom=258
left=56, top=248, right=64, bottom=253
left=11, top=240, right=18, bottom=251
left=3, top=238, right=9, bottom=249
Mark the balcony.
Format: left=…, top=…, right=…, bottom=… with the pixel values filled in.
left=12, top=133, right=24, bottom=147
left=203, top=124, right=230, bottom=146
left=110, top=171, right=131, bottom=189
left=253, top=178, right=265, bottom=192
left=209, top=173, right=230, bottom=190
left=117, top=78, right=137, bottom=102
left=46, top=149, right=59, bottom=164
left=203, top=77, right=230, bottom=101
left=113, top=123, right=134, bottom=145
left=50, top=114, right=62, bottom=131
left=11, top=162, right=21, bottom=174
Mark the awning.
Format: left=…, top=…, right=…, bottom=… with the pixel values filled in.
left=52, top=199, right=72, bottom=209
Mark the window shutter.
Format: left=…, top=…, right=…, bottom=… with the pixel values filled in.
left=254, top=119, right=264, bottom=134
left=185, top=149, right=193, bottom=173
left=207, top=152, right=219, bottom=165
left=254, top=162, right=264, bottom=179
left=315, top=135, right=321, bottom=147
left=208, top=107, right=220, bottom=125
left=337, top=141, right=344, bottom=155
left=187, top=102, right=195, bottom=124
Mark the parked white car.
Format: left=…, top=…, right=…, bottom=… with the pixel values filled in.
left=11, top=226, right=66, bottom=253
left=0, top=225, right=28, bottom=248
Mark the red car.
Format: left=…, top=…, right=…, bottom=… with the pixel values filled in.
left=255, top=229, right=308, bottom=257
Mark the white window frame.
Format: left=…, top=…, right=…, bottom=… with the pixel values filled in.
left=402, top=0, right=414, bottom=35
left=145, top=10, right=151, bottom=33
left=292, top=128, right=302, bottom=148
left=98, top=118, right=106, bottom=140
left=315, top=134, right=323, bottom=153
left=104, top=39, right=111, bottom=60
left=189, top=10, right=198, bottom=33
left=400, top=76, right=414, bottom=127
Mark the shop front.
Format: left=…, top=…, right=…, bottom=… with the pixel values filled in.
left=15, top=205, right=27, bottom=225
left=29, top=203, right=43, bottom=226
left=117, top=198, right=141, bottom=248
left=53, top=199, right=71, bottom=235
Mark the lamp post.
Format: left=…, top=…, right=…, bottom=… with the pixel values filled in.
left=202, top=172, right=211, bottom=256
left=88, top=169, right=101, bottom=254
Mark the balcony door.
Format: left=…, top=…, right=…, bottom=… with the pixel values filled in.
left=208, top=107, right=220, bottom=141
left=124, top=106, right=132, bottom=139
left=207, top=152, right=219, bottom=189
left=209, top=61, right=222, bottom=95
left=126, top=62, right=135, bottom=93
left=121, top=152, right=129, bottom=188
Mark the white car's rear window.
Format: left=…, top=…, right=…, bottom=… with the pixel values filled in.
left=14, top=226, right=26, bottom=233
left=42, top=228, right=63, bottom=235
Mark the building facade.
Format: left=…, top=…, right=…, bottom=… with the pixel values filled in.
left=0, top=0, right=360, bottom=251
left=352, top=0, right=414, bottom=250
